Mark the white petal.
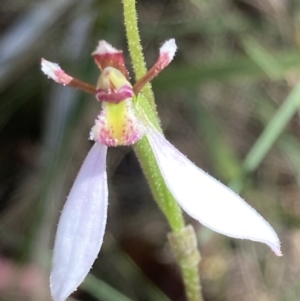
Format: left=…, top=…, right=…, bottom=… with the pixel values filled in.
left=41, top=58, right=73, bottom=85
left=92, top=40, right=122, bottom=56
left=147, top=130, right=281, bottom=256
left=159, top=38, right=177, bottom=64
left=51, top=143, right=108, bottom=301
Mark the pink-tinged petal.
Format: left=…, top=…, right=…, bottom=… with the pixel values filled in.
left=41, top=58, right=96, bottom=94
left=92, top=40, right=129, bottom=79
left=133, top=39, right=177, bottom=95
left=51, top=143, right=108, bottom=301
left=41, top=58, right=73, bottom=85
left=157, top=38, right=177, bottom=71
left=147, top=130, right=282, bottom=256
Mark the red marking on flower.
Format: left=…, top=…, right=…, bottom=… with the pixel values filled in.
left=96, top=85, right=134, bottom=103
left=92, top=41, right=129, bottom=79
left=153, top=52, right=170, bottom=74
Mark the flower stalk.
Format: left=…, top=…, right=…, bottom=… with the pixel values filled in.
left=168, top=226, right=202, bottom=301
left=122, top=1, right=203, bottom=300
left=122, top=0, right=156, bottom=110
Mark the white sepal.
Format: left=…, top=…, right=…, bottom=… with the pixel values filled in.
left=159, top=38, right=177, bottom=63
left=146, top=130, right=281, bottom=256
left=92, top=40, right=121, bottom=56
left=51, top=143, right=109, bottom=301
left=41, top=58, right=73, bottom=85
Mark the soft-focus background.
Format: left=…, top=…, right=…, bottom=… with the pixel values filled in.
left=1, top=0, right=300, bottom=300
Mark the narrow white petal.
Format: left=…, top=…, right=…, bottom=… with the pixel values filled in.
left=159, top=38, right=177, bottom=63
left=51, top=143, right=108, bottom=301
left=41, top=58, right=73, bottom=85
left=147, top=130, right=281, bottom=256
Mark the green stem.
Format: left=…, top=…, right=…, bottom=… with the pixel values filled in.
left=168, top=226, right=202, bottom=301
left=122, top=0, right=156, bottom=110
left=134, top=137, right=203, bottom=301
left=134, top=137, right=184, bottom=232
left=122, top=1, right=203, bottom=300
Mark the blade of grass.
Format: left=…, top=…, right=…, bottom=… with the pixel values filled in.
left=278, top=135, right=300, bottom=186
left=243, top=81, right=300, bottom=173
left=186, top=93, right=243, bottom=183
left=82, top=274, right=134, bottom=301
left=0, top=0, right=77, bottom=92
left=256, top=99, right=300, bottom=186
left=243, top=38, right=283, bottom=80
left=155, top=50, right=300, bottom=91
left=111, top=249, right=171, bottom=301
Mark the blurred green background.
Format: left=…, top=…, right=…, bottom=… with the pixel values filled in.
left=1, top=0, right=300, bottom=300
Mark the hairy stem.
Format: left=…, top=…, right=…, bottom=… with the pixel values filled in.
left=168, top=226, right=203, bottom=301
left=122, top=1, right=203, bottom=300
left=122, top=0, right=156, bottom=110
left=133, top=137, right=184, bottom=232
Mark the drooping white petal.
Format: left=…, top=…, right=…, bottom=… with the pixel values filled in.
left=51, top=143, right=108, bottom=301
left=147, top=130, right=281, bottom=256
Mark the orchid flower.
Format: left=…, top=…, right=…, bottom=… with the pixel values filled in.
left=41, top=39, right=281, bottom=301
